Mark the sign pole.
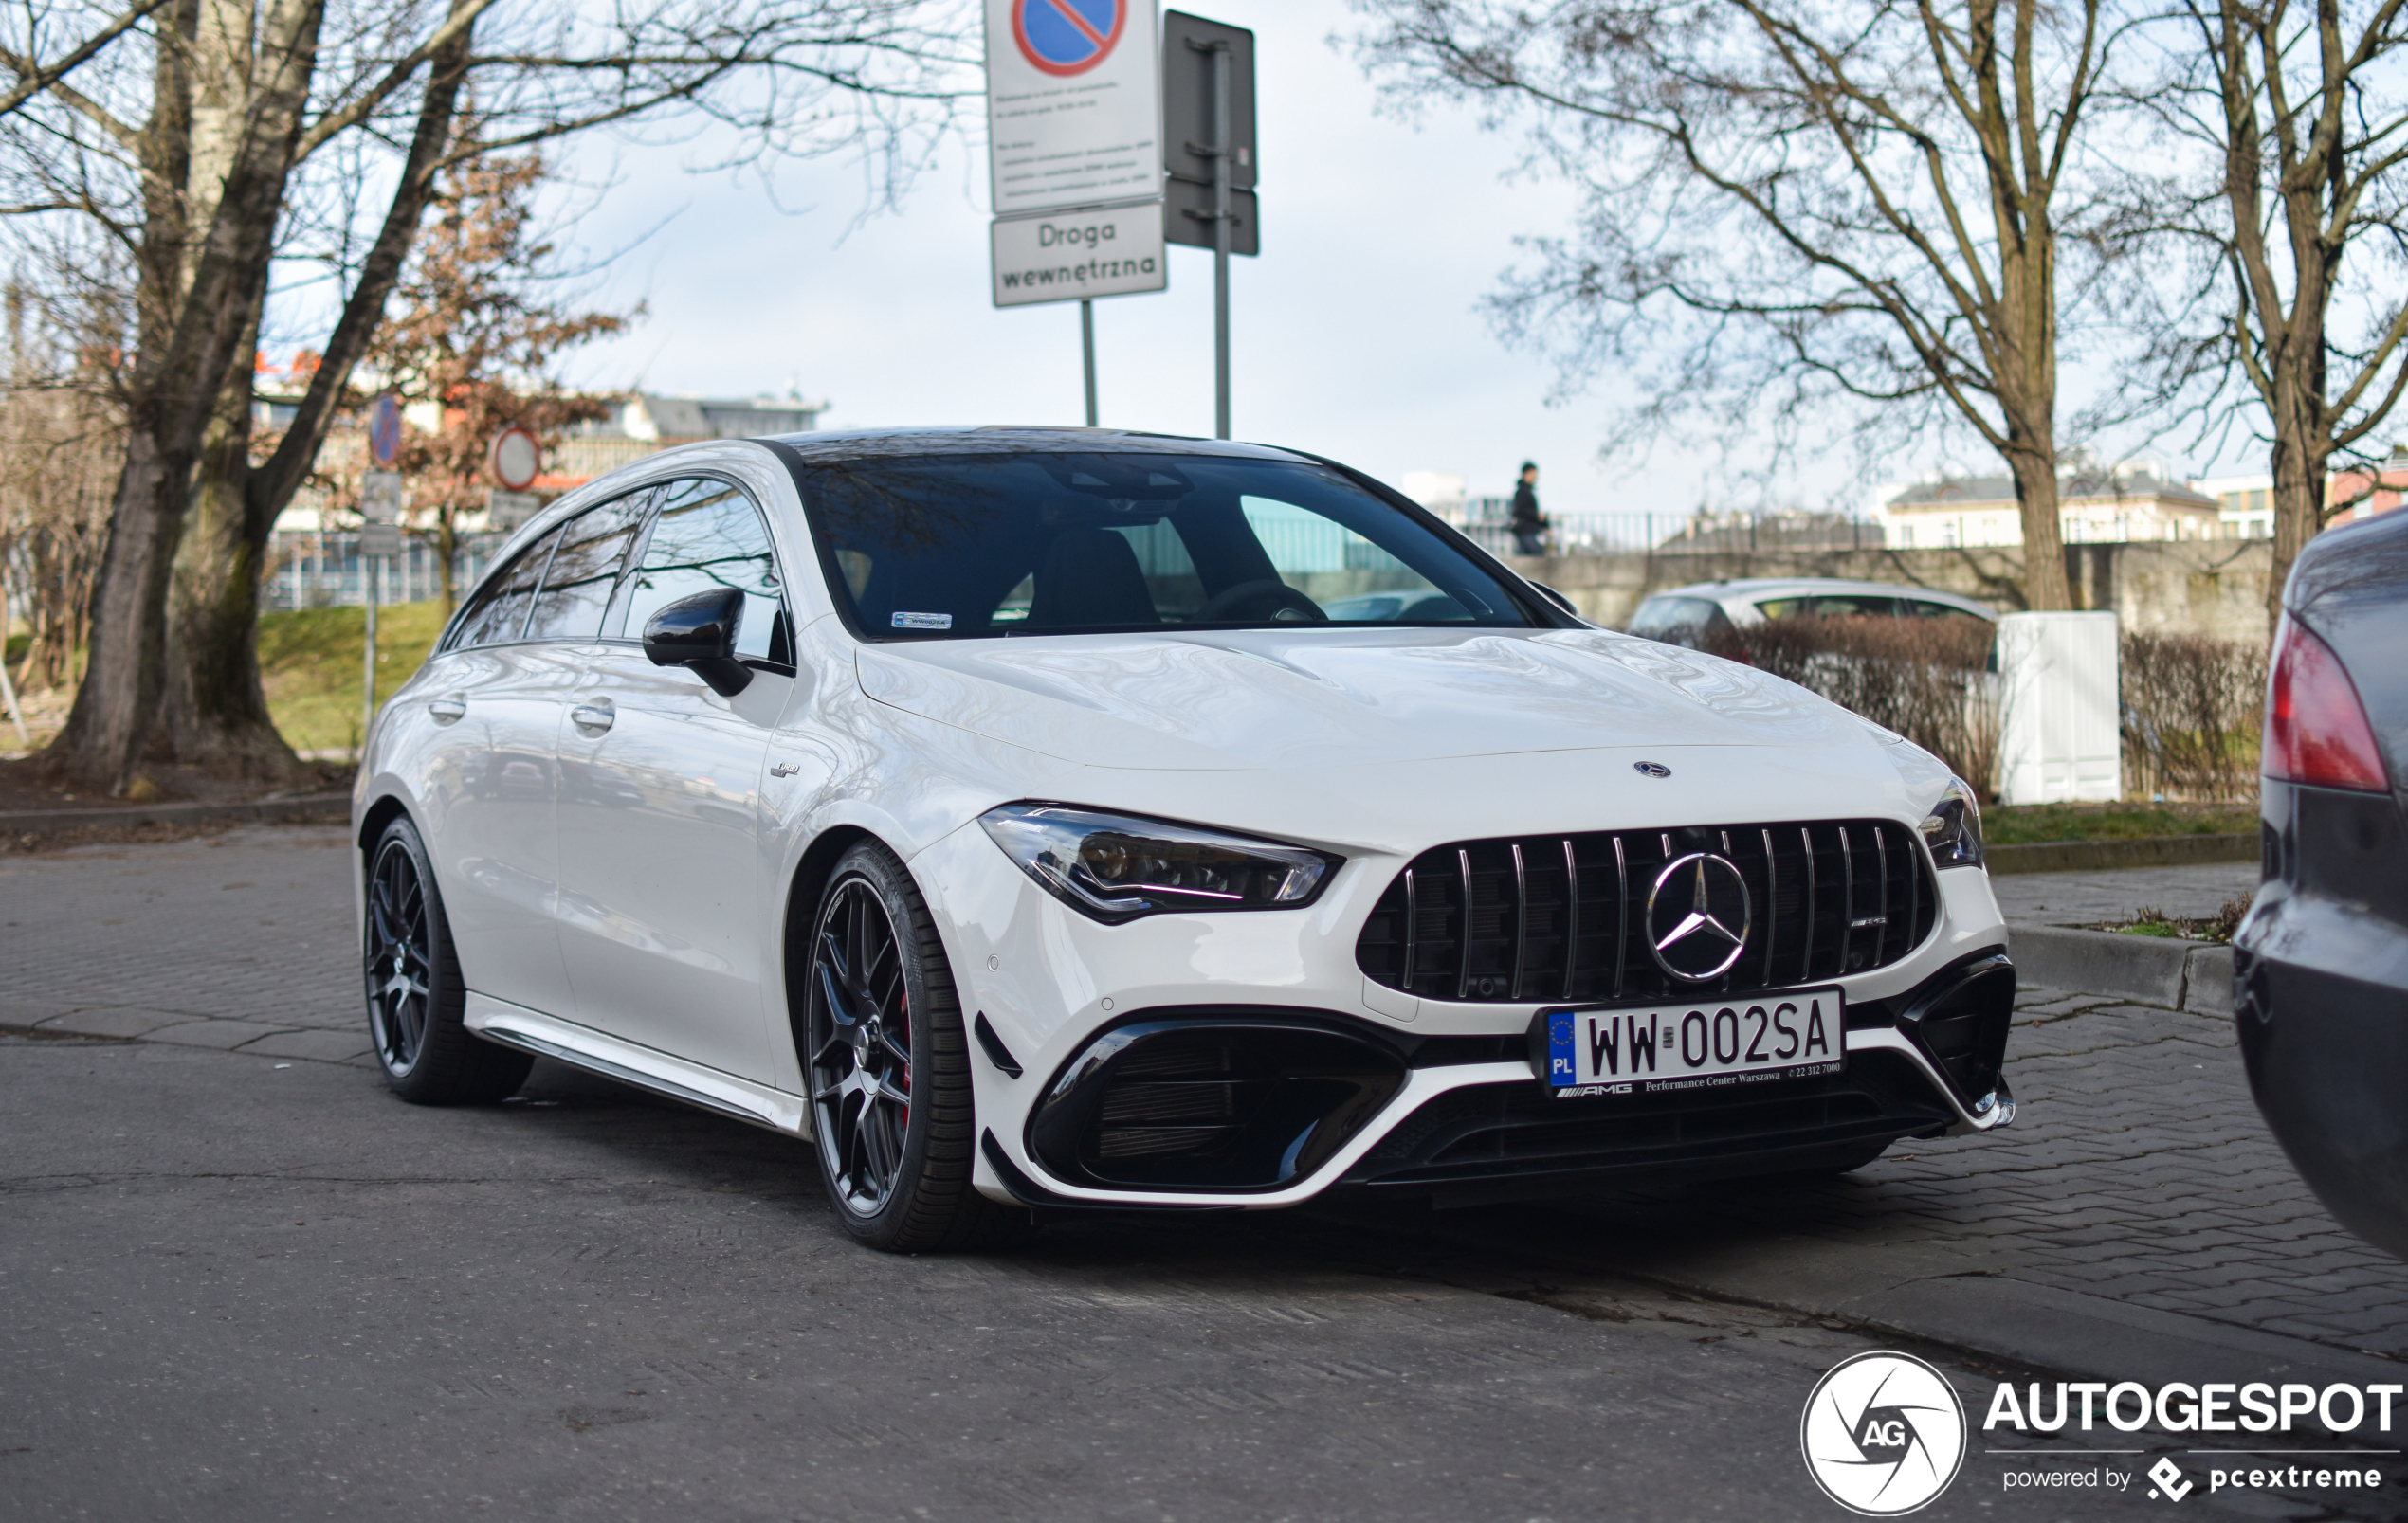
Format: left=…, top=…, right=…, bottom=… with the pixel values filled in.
left=1081, top=299, right=1099, bottom=426
left=1211, top=39, right=1231, bottom=440
left=360, top=392, right=405, bottom=761
left=361, top=553, right=377, bottom=759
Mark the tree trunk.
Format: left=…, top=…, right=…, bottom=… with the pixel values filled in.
left=50, top=0, right=324, bottom=792
left=159, top=312, right=306, bottom=783
left=434, top=508, right=460, bottom=615
left=2261, top=244, right=2333, bottom=627
left=2004, top=445, right=2071, bottom=610
left=145, top=0, right=472, bottom=786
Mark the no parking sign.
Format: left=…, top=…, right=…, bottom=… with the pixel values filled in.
left=983, top=0, right=1158, bottom=216
left=1012, top=0, right=1125, bottom=76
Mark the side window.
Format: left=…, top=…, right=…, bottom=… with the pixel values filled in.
left=1811, top=594, right=1906, bottom=619
left=447, top=524, right=564, bottom=650
left=613, top=478, right=790, bottom=662
left=1627, top=595, right=1733, bottom=649
left=523, top=491, right=650, bottom=642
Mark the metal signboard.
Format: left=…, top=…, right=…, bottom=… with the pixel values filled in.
left=1161, top=11, right=1256, bottom=192
left=360, top=470, right=403, bottom=524
left=992, top=202, right=1167, bottom=307
left=490, top=426, right=540, bottom=492
left=358, top=522, right=402, bottom=558
left=368, top=394, right=403, bottom=467
left=487, top=489, right=540, bottom=532
left=1163, top=179, right=1257, bottom=256
left=984, top=0, right=1161, bottom=217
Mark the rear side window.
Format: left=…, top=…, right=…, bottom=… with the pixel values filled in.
left=447, top=524, right=563, bottom=649
left=523, top=492, right=651, bottom=642
left=1811, top=594, right=1906, bottom=619
left=611, top=478, right=790, bottom=662
left=1627, top=595, right=1734, bottom=650
left=1905, top=599, right=1988, bottom=626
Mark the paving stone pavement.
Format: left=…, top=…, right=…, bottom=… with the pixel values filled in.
left=1515, top=977, right=2408, bottom=1367
left=1991, top=860, right=2262, bottom=925
left=0, top=825, right=365, bottom=1060
left=8, top=825, right=2405, bottom=1371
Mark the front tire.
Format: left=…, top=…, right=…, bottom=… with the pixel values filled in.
left=800, top=841, right=1011, bottom=1252
left=364, top=816, right=533, bottom=1104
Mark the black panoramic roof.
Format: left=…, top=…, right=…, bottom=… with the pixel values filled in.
left=753, top=425, right=1315, bottom=467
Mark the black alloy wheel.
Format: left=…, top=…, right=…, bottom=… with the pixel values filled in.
left=809, top=874, right=916, bottom=1213
left=366, top=831, right=434, bottom=1075
left=799, top=840, right=1020, bottom=1252
left=361, top=816, right=533, bottom=1105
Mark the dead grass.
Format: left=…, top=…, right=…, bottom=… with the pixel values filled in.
left=2092, top=896, right=2254, bottom=943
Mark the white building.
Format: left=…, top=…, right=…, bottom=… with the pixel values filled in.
left=1884, top=462, right=2223, bottom=547
left=2192, top=474, right=2277, bottom=539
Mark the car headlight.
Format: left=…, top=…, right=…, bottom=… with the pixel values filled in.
left=978, top=803, right=1340, bottom=924
left=1919, top=777, right=1985, bottom=870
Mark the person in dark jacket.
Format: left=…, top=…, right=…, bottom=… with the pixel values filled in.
left=1508, top=462, right=1545, bottom=556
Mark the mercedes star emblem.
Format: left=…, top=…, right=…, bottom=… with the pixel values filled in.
left=1645, top=852, right=1753, bottom=982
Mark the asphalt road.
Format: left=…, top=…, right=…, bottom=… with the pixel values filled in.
left=0, top=1034, right=2216, bottom=1523
left=3, top=829, right=2404, bottom=1521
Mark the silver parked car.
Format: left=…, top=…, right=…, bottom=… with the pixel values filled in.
left=1628, top=578, right=1998, bottom=649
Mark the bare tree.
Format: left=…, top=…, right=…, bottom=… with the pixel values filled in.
left=366, top=136, right=629, bottom=615
left=0, top=0, right=972, bottom=792
left=1, top=279, right=122, bottom=698
left=1351, top=0, right=2142, bottom=611
left=2146, top=0, right=2408, bottom=623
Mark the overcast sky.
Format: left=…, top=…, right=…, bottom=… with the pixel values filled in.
left=546, top=0, right=2230, bottom=517
left=546, top=0, right=1737, bottom=519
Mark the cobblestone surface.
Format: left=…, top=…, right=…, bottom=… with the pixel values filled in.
left=7, top=826, right=2404, bottom=1367
left=1523, top=978, right=2408, bottom=1363
left=0, top=825, right=363, bottom=1057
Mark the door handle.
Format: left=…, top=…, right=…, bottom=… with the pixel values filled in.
left=570, top=700, right=616, bottom=734
left=428, top=696, right=466, bottom=723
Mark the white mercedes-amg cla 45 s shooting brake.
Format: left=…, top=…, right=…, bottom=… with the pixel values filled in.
left=354, top=428, right=2017, bottom=1251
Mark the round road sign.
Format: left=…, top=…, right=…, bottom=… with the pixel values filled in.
left=368, top=394, right=402, bottom=466
left=489, top=426, right=540, bottom=492
left=1012, top=0, right=1124, bottom=77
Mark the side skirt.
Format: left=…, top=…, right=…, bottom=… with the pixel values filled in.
left=464, top=992, right=807, bottom=1137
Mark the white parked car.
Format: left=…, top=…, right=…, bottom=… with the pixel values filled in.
left=355, top=430, right=2016, bottom=1252
left=1629, top=578, right=1999, bottom=649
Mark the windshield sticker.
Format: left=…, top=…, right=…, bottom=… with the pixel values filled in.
left=891, top=611, right=953, bottom=630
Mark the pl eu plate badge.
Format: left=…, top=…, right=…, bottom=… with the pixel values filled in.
left=1548, top=1011, right=1577, bottom=1087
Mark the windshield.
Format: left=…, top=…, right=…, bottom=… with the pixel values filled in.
left=793, top=451, right=1534, bottom=639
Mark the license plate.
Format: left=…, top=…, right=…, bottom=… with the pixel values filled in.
left=1543, top=988, right=1844, bottom=1098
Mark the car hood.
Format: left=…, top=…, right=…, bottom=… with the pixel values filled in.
left=852, top=626, right=1886, bottom=771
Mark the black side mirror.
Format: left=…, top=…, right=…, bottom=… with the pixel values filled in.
left=642, top=588, right=753, bottom=697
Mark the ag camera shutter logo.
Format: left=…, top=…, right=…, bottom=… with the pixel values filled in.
left=1801, top=1351, right=1969, bottom=1514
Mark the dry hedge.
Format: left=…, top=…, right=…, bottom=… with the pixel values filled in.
left=2120, top=630, right=2265, bottom=803
left=1715, top=615, right=2000, bottom=794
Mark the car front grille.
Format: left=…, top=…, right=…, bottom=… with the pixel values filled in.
left=1355, top=818, right=1938, bottom=1005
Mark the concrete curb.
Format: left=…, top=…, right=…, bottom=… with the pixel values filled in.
left=0, top=792, right=351, bottom=839
left=1986, top=832, right=2258, bottom=875
left=2008, top=922, right=2235, bottom=1016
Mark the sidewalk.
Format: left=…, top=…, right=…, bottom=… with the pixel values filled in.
left=1991, top=859, right=2259, bottom=925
